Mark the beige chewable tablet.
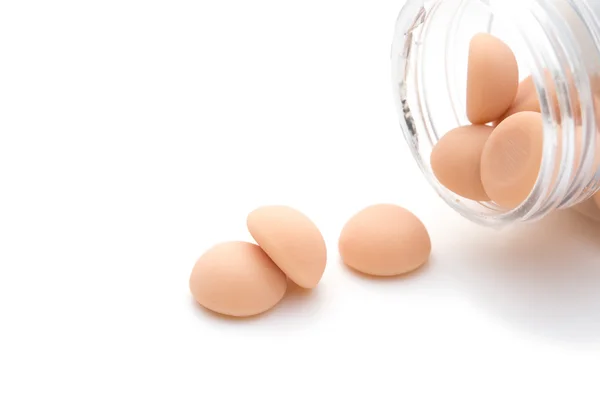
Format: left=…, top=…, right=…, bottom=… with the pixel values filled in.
left=430, top=124, right=493, bottom=201
left=467, top=33, right=519, bottom=124
left=497, top=76, right=541, bottom=123
left=247, top=206, right=327, bottom=289
left=189, top=241, right=288, bottom=317
left=480, top=111, right=544, bottom=209
left=339, top=204, right=431, bottom=277
left=499, top=71, right=595, bottom=126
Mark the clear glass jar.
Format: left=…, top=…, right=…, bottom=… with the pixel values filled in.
left=391, top=0, right=600, bottom=227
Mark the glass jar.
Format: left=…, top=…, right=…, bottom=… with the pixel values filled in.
left=391, top=0, right=600, bottom=227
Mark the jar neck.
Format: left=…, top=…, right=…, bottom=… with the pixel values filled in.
left=522, top=0, right=600, bottom=222
left=391, top=0, right=600, bottom=227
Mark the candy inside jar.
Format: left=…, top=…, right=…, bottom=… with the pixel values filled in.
left=392, top=0, right=600, bottom=227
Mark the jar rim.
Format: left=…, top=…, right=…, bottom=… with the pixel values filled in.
left=391, top=0, right=600, bottom=227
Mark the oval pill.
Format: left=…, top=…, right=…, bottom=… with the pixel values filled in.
left=431, top=124, right=493, bottom=201
left=189, top=241, right=287, bottom=317
left=467, top=33, right=519, bottom=124
left=480, top=112, right=544, bottom=209
left=339, top=204, right=431, bottom=277
left=247, top=206, right=326, bottom=289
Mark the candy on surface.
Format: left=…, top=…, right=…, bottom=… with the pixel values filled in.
left=247, top=206, right=326, bottom=289
left=339, top=204, right=431, bottom=277
left=189, top=241, right=287, bottom=317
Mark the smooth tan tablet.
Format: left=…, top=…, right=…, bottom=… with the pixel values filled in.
left=339, top=204, right=431, bottom=277
left=497, top=76, right=540, bottom=123
left=430, top=125, right=493, bottom=201
left=467, top=33, right=519, bottom=124
left=498, top=73, right=579, bottom=124
left=480, top=111, right=544, bottom=209
left=189, top=241, right=287, bottom=317
left=247, top=206, right=326, bottom=289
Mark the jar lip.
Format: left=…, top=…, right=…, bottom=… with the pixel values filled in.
left=391, top=0, right=600, bottom=227
left=391, top=0, right=515, bottom=228
left=505, top=0, right=600, bottom=215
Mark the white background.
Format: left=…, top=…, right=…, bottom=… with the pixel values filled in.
left=1, top=1, right=600, bottom=399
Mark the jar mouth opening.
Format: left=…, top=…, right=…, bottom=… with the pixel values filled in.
left=391, top=0, right=600, bottom=227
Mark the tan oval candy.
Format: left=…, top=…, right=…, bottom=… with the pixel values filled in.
left=499, top=72, right=588, bottom=125
left=497, top=73, right=565, bottom=125
left=247, top=206, right=326, bottom=289
left=480, top=111, right=544, bottom=209
left=497, top=76, right=540, bottom=123
left=467, top=33, right=519, bottom=124
left=339, top=204, right=431, bottom=277
left=430, top=125, right=493, bottom=201
left=189, top=241, right=287, bottom=317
